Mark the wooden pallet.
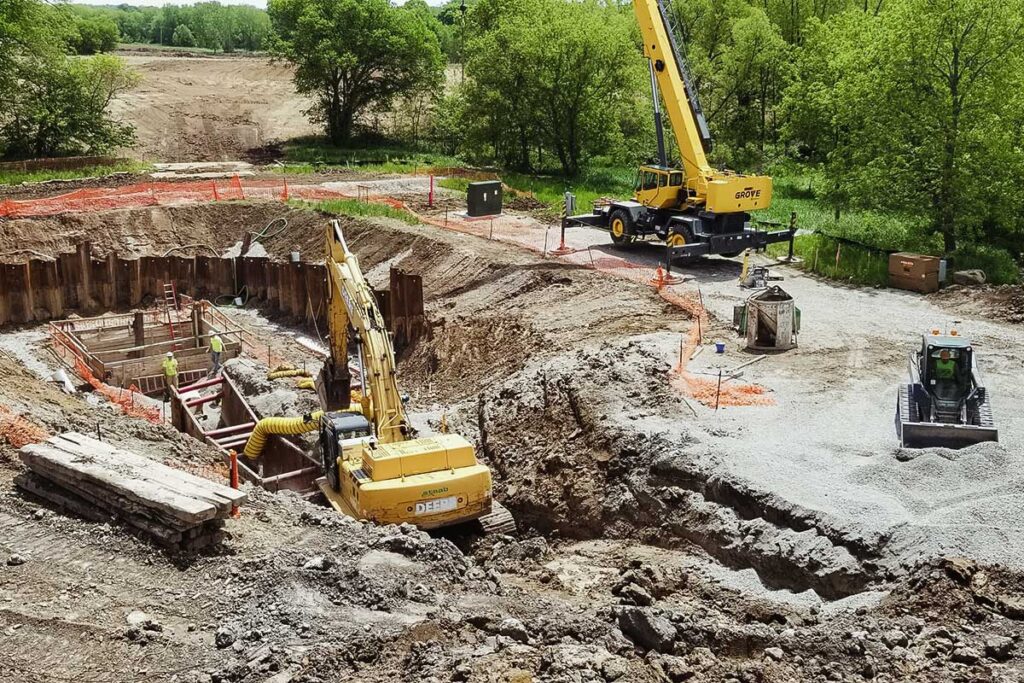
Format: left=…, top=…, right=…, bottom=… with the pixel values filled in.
left=18, top=432, right=244, bottom=550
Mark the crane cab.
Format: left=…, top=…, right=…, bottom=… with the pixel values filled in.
left=634, top=165, right=686, bottom=210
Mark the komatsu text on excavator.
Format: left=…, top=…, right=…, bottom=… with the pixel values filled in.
left=314, top=219, right=514, bottom=532
left=565, top=0, right=794, bottom=259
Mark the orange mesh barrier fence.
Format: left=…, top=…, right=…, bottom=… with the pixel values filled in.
left=0, top=405, right=50, bottom=448
left=74, top=358, right=162, bottom=423
left=659, top=289, right=773, bottom=408
left=0, top=177, right=351, bottom=219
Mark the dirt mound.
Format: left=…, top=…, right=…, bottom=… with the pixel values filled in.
left=0, top=202, right=325, bottom=262
left=108, top=55, right=316, bottom=162
left=931, top=284, right=1024, bottom=324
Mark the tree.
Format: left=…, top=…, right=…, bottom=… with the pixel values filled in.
left=1, top=53, right=139, bottom=159
left=268, top=0, right=444, bottom=145
left=71, top=15, right=120, bottom=54
left=783, top=0, right=1024, bottom=253
left=171, top=24, right=196, bottom=47
left=667, top=0, right=790, bottom=167
left=463, top=0, right=646, bottom=176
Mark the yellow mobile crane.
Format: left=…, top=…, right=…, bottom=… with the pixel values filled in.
left=566, top=0, right=794, bottom=259
left=315, top=220, right=513, bottom=532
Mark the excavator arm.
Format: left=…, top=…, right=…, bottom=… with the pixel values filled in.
left=319, top=219, right=410, bottom=444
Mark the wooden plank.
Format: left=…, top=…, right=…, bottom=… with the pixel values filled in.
left=18, top=465, right=191, bottom=538
left=52, top=433, right=245, bottom=512
left=21, top=442, right=217, bottom=525
left=56, top=433, right=246, bottom=509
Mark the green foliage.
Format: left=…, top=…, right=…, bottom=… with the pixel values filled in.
left=171, top=24, right=196, bottom=48
left=278, top=136, right=461, bottom=174
left=768, top=232, right=891, bottom=286
left=1, top=54, right=140, bottom=160
left=269, top=0, right=444, bottom=145
left=0, top=161, right=150, bottom=187
left=949, top=246, right=1020, bottom=285
left=784, top=0, right=1024, bottom=254
left=0, top=1, right=139, bottom=161
left=457, top=0, right=648, bottom=177
left=69, top=14, right=120, bottom=55
left=296, top=199, right=419, bottom=225
left=667, top=0, right=791, bottom=168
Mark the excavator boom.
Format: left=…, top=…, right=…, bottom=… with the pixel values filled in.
left=316, top=219, right=506, bottom=532
left=320, top=220, right=409, bottom=444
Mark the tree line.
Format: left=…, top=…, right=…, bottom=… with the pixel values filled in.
left=273, top=0, right=1022, bottom=262
left=0, top=0, right=138, bottom=159
left=64, top=3, right=273, bottom=53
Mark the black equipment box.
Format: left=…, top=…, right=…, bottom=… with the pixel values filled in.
left=467, top=181, right=502, bottom=217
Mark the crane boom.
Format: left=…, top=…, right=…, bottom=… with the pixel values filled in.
left=321, top=219, right=409, bottom=444
left=563, top=0, right=792, bottom=259
left=634, top=0, right=713, bottom=185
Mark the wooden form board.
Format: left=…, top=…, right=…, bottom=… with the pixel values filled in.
left=20, top=432, right=245, bottom=528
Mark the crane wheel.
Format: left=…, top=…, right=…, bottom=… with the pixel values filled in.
left=609, top=209, right=636, bottom=246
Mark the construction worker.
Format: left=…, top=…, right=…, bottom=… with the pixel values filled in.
left=935, top=349, right=956, bottom=380
left=934, top=348, right=957, bottom=399
left=209, top=333, right=224, bottom=376
left=162, top=351, right=179, bottom=401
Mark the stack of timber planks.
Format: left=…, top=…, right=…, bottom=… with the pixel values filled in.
left=17, top=432, right=245, bottom=550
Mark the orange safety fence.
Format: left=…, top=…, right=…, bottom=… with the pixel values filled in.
left=0, top=405, right=50, bottom=448
left=0, top=176, right=351, bottom=219
left=74, top=358, right=162, bottom=424
left=659, top=289, right=774, bottom=408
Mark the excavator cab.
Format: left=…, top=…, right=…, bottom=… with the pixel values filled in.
left=634, top=165, right=685, bottom=210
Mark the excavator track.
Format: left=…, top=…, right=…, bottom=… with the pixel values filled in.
left=477, top=501, right=517, bottom=536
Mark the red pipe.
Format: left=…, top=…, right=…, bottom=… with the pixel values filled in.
left=180, top=376, right=224, bottom=392
left=186, top=391, right=223, bottom=408
left=204, top=422, right=256, bottom=438
left=217, top=436, right=252, bottom=449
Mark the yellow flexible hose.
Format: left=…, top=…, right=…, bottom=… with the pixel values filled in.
left=268, top=369, right=311, bottom=380
left=295, top=378, right=316, bottom=390
left=243, top=410, right=324, bottom=459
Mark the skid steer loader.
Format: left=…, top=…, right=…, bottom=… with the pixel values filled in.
left=895, top=330, right=997, bottom=449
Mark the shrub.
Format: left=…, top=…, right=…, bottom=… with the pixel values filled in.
left=949, top=245, right=1020, bottom=285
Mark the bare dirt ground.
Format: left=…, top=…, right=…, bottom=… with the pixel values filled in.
left=108, top=54, right=316, bottom=162
left=2, top=200, right=1024, bottom=682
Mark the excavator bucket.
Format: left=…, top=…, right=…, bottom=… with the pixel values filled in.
left=896, top=385, right=998, bottom=449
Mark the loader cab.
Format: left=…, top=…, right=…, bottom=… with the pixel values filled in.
left=634, top=165, right=685, bottom=210
left=920, top=334, right=973, bottom=400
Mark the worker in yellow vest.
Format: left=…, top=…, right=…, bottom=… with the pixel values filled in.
left=162, top=351, right=179, bottom=401
left=209, top=333, right=224, bottom=376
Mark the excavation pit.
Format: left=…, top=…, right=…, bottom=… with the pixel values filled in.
left=49, top=301, right=242, bottom=395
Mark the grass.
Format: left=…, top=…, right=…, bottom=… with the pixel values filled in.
left=0, top=160, right=151, bottom=186
left=769, top=233, right=891, bottom=286
left=276, top=137, right=462, bottom=176
left=440, top=166, right=634, bottom=214
left=293, top=198, right=420, bottom=226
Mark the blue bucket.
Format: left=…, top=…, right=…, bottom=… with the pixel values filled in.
left=715, top=342, right=726, bottom=354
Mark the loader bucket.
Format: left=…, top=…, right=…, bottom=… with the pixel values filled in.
left=898, top=420, right=998, bottom=449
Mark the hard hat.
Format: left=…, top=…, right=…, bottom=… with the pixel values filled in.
left=166, top=351, right=174, bottom=357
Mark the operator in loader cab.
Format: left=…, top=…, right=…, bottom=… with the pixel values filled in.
left=935, top=349, right=956, bottom=380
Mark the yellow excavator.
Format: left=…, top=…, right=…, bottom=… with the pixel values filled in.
left=314, top=219, right=514, bottom=532
left=565, top=0, right=794, bottom=259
